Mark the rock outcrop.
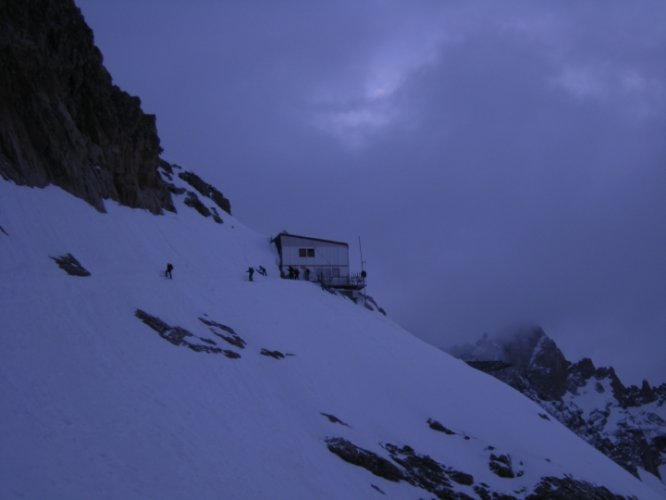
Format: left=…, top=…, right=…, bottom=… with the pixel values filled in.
left=326, top=435, right=625, bottom=499
left=135, top=309, right=241, bottom=358
left=0, top=0, right=173, bottom=213
left=51, top=253, right=91, bottom=277
left=158, top=160, right=231, bottom=221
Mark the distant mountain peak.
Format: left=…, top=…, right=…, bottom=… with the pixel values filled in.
left=449, top=328, right=666, bottom=484
left=450, top=325, right=569, bottom=400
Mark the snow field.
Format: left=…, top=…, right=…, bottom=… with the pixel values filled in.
left=1, top=181, right=661, bottom=499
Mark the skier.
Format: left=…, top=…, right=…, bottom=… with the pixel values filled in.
left=165, top=263, right=174, bottom=279
left=247, top=266, right=255, bottom=282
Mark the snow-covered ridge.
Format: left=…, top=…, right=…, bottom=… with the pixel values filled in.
left=0, top=181, right=662, bottom=499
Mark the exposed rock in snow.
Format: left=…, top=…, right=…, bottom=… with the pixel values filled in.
left=157, top=160, right=231, bottom=224
left=427, top=418, right=457, bottom=435
left=383, top=442, right=476, bottom=495
left=50, top=253, right=91, bottom=277
left=488, top=453, right=519, bottom=479
left=199, top=317, right=246, bottom=349
left=135, top=309, right=241, bottom=358
left=178, top=170, right=231, bottom=215
left=326, top=437, right=405, bottom=482
left=184, top=191, right=214, bottom=219
left=259, top=348, right=286, bottom=359
left=321, top=413, right=351, bottom=427
left=210, top=206, right=224, bottom=224
left=527, top=476, right=627, bottom=500
left=327, top=435, right=624, bottom=499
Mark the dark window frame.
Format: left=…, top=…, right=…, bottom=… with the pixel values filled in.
left=298, top=247, right=316, bottom=258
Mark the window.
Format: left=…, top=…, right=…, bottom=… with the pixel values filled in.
left=299, top=248, right=316, bottom=258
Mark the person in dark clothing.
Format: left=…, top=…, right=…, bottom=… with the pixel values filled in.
left=304, top=268, right=311, bottom=281
left=165, top=263, right=174, bottom=279
left=247, top=266, right=255, bottom=281
left=258, top=266, right=267, bottom=276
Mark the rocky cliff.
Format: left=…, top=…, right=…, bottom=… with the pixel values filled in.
left=0, top=0, right=173, bottom=213
left=449, top=327, right=666, bottom=482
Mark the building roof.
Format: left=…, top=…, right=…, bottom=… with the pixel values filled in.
left=276, top=232, right=348, bottom=247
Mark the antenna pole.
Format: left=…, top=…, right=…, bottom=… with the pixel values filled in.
left=358, top=236, right=365, bottom=271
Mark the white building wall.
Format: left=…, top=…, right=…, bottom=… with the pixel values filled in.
left=280, top=235, right=349, bottom=278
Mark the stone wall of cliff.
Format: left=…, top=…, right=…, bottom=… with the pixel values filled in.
left=0, top=0, right=174, bottom=213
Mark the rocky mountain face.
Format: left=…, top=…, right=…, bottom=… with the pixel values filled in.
left=449, top=327, right=666, bottom=483
left=0, top=0, right=173, bottom=213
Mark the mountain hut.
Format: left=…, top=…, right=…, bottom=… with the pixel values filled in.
left=273, top=232, right=365, bottom=290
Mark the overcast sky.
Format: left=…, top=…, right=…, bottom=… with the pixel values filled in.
left=76, top=1, right=665, bottom=384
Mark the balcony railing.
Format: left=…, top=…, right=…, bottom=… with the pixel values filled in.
left=281, top=268, right=366, bottom=289
left=317, top=272, right=366, bottom=290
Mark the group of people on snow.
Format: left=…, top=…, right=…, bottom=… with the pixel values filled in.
left=284, top=266, right=312, bottom=281
left=164, top=262, right=266, bottom=282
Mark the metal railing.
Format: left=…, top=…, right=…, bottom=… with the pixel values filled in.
left=281, top=267, right=366, bottom=289
left=317, top=272, right=366, bottom=289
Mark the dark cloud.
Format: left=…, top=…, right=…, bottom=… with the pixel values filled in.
left=77, top=1, right=666, bottom=383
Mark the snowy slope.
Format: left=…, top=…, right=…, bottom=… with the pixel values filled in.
left=0, top=180, right=662, bottom=499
